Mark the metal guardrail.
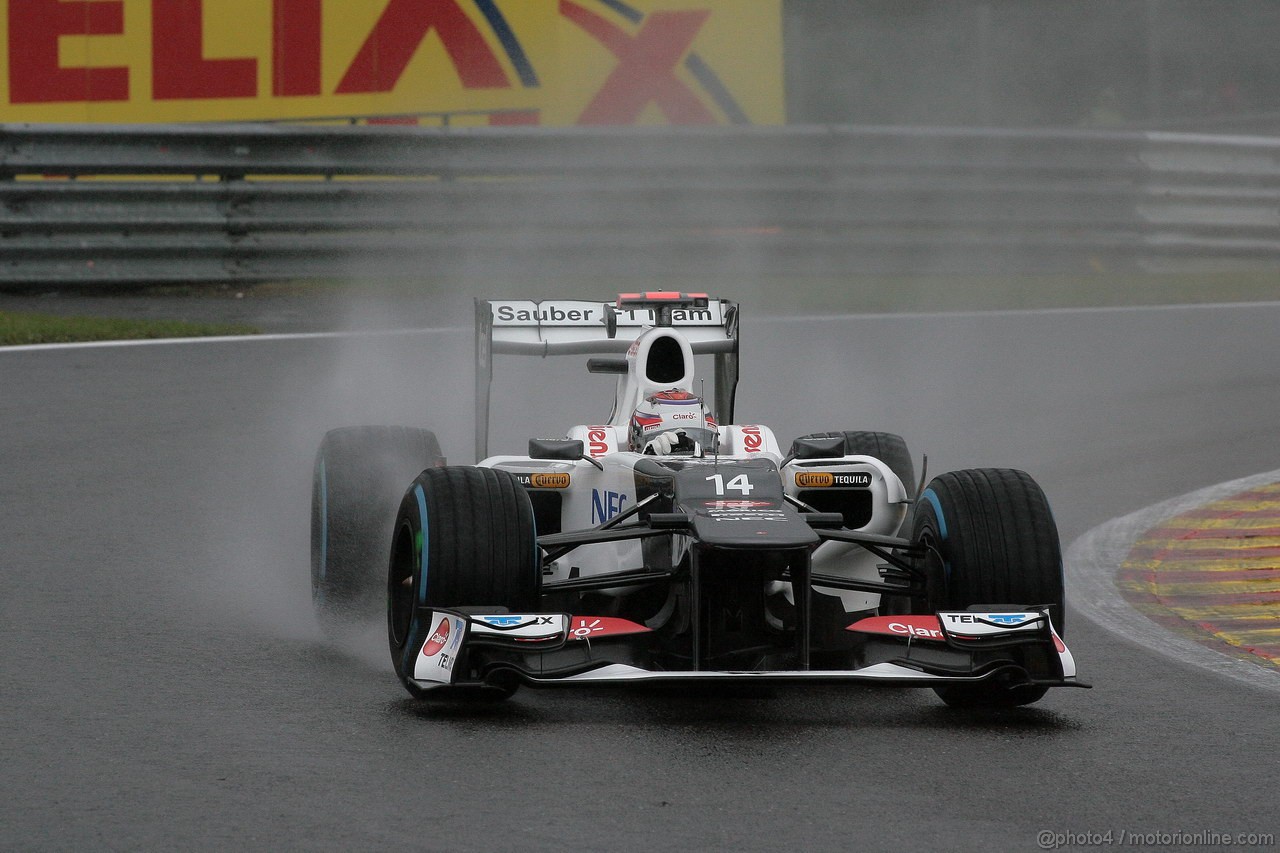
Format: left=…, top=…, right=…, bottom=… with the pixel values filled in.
left=2, top=123, right=1279, bottom=284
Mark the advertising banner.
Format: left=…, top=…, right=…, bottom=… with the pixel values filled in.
left=0, top=0, right=782, bottom=124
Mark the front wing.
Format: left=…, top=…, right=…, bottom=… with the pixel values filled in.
left=404, top=608, right=1088, bottom=693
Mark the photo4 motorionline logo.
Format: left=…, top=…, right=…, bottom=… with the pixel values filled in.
left=1037, top=829, right=1275, bottom=849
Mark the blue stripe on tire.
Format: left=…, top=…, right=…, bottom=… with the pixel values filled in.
left=414, top=483, right=429, bottom=604
left=922, top=488, right=948, bottom=540
left=922, top=487, right=952, bottom=582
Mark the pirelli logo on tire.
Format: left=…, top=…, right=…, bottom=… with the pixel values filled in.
left=515, top=472, right=571, bottom=489
left=795, top=471, right=871, bottom=488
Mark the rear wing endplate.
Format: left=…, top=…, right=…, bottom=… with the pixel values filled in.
left=475, top=298, right=740, bottom=460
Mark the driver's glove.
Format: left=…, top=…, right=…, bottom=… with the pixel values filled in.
left=644, top=430, right=683, bottom=455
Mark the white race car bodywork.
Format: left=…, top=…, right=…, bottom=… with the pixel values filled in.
left=369, top=293, right=1090, bottom=702
left=481, top=441, right=909, bottom=613
left=479, top=320, right=910, bottom=614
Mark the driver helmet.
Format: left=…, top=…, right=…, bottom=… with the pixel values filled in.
left=628, top=389, right=719, bottom=456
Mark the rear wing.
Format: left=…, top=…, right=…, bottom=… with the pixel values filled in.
left=475, top=297, right=740, bottom=460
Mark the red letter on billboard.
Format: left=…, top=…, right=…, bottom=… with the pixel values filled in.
left=336, top=0, right=508, bottom=93
left=152, top=0, right=257, bottom=99
left=560, top=1, right=714, bottom=125
left=8, top=0, right=128, bottom=103
left=273, top=0, right=322, bottom=97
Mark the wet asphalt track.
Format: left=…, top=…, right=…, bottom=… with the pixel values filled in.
left=2, top=303, right=1278, bottom=851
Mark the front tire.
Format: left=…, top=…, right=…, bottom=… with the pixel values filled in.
left=388, top=467, right=539, bottom=700
left=912, top=468, right=1063, bottom=707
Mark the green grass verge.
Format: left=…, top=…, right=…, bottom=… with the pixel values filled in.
left=0, top=311, right=259, bottom=346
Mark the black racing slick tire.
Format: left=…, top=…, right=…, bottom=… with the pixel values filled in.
left=792, top=431, right=916, bottom=499
left=912, top=468, right=1064, bottom=708
left=311, top=426, right=442, bottom=639
left=387, top=467, right=540, bottom=700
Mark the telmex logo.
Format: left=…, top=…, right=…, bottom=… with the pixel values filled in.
left=479, top=615, right=525, bottom=627
left=1, top=0, right=783, bottom=125
left=795, top=471, right=834, bottom=488
left=531, top=472, right=571, bottom=489
left=944, top=613, right=1032, bottom=625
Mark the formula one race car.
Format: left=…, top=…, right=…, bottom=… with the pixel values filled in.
left=311, top=293, right=1087, bottom=707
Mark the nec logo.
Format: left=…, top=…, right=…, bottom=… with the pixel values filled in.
left=591, top=489, right=628, bottom=524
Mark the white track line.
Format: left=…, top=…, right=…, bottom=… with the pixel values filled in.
left=0, top=326, right=461, bottom=354
left=1067, top=470, right=1280, bottom=695
left=766, top=300, right=1280, bottom=323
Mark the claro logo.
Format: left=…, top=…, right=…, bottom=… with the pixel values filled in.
left=587, top=427, right=610, bottom=457
left=741, top=425, right=763, bottom=452
left=421, top=618, right=451, bottom=656
left=889, top=621, right=943, bottom=640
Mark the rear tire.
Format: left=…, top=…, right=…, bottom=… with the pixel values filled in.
left=911, top=468, right=1063, bottom=707
left=311, top=426, right=442, bottom=639
left=387, top=467, right=539, bottom=700
left=791, top=431, right=915, bottom=499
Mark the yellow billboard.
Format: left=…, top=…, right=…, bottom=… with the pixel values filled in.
left=0, top=0, right=783, bottom=124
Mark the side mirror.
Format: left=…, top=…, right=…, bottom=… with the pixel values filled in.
left=587, top=358, right=628, bottom=375
left=791, top=436, right=846, bottom=459
left=528, top=439, right=586, bottom=460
